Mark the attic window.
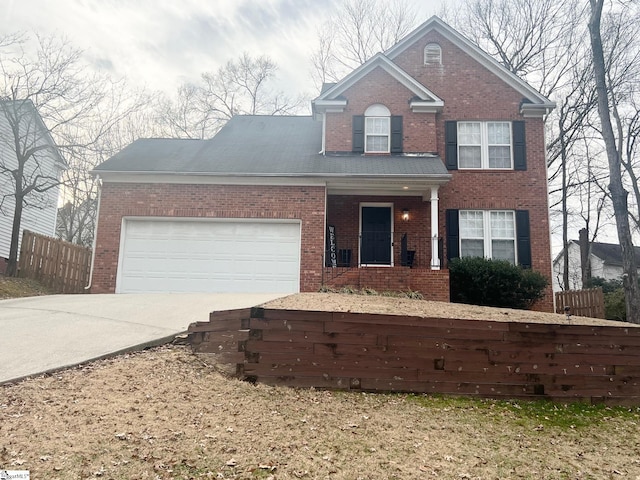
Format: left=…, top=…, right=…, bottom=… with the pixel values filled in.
left=424, top=43, right=442, bottom=65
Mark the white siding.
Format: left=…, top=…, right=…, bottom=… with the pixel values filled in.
left=0, top=103, right=62, bottom=259
left=553, top=242, right=630, bottom=291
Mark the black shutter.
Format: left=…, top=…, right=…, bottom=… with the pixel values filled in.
left=390, top=115, right=403, bottom=153
left=445, top=121, right=458, bottom=170
left=516, top=210, right=531, bottom=268
left=513, top=121, right=526, bottom=170
left=446, top=209, right=460, bottom=261
left=352, top=115, right=364, bottom=153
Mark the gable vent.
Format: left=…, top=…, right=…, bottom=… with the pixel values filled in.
left=424, top=43, right=442, bottom=65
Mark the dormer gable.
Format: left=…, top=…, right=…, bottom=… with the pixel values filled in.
left=385, top=16, right=555, bottom=117
left=312, top=53, right=444, bottom=118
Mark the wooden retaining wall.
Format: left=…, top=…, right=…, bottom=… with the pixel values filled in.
left=188, top=307, right=640, bottom=406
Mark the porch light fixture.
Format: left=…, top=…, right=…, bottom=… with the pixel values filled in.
left=402, top=208, right=410, bottom=222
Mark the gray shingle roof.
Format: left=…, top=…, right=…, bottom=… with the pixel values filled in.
left=587, top=241, right=640, bottom=267
left=94, top=115, right=449, bottom=178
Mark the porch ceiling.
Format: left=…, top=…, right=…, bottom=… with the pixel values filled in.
left=326, top=177, right=450, bottom=198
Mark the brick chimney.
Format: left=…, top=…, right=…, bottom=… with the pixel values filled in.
left=579, top=228, right=591, bottom=288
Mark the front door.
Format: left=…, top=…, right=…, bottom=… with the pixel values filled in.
left=360, top=205, right=392, bottom=265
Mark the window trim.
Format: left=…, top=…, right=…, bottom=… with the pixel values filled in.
left=364, top=104, right=391, bottom=154
left=457, top=121, right=513, bottom=170
left=424, top=43, right=442, bottom=65
left=459, top=209, right=517, bottom=263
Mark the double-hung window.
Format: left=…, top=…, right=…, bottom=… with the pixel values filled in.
left=459, top=210, right=516, bottom=263
left=364, top=104, right=390, bottom=153
left=458, top=121, right=512, bottom=169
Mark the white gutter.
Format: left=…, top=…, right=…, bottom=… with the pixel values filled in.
left=84, top=175, right=101, bottom=291
left=319, top=112, right=326, bottom=154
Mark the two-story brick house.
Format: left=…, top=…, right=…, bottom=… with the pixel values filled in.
left=91, top=17, right=555, bottom=311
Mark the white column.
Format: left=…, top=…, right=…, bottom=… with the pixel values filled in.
left=430, top=186, right=440, bottom=270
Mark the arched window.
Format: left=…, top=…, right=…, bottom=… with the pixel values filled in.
left=364, top=104, right=390, bottom=153
left=424, top=43, right=442, bottom=65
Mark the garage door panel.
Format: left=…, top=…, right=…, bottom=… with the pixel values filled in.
left=118, top=219, right=300, bottom=294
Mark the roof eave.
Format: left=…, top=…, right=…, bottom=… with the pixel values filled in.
left=314, top=53, right=443, bottom=105
left=520, top=102, right=556, bottom=117
left=93, top=170, right=452, bottom=182
left=312, top=99, right=348, bottom=115
left=410, top=100, right=445, bottom=113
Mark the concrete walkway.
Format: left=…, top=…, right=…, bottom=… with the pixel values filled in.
left=0, top=293, right=285, bottom=384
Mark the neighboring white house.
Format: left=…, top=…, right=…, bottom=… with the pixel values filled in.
left=0, top=99, right=65, bottom=273
left=552, top=239, right=640, bottom=291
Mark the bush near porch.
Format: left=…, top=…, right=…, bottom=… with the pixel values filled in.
left=449, top=257, right=548, bottom=309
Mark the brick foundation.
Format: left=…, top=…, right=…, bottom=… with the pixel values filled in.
left=323, top=267, right=449, bottom=302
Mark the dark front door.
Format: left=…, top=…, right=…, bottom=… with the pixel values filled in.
left=361, top=206, right=392, bottom=265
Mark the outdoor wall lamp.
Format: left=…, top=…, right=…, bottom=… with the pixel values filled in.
left=402, top=208, right=410, bottom=222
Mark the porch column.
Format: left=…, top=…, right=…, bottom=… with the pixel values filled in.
left=430, top=186, right=441, bottom=270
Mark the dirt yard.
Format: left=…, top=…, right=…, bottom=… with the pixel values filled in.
left=1, top=291, right=640, bottom=479
left=1, top=345, right=639, bottom=479
left=264, top=292, right=633, bottom=326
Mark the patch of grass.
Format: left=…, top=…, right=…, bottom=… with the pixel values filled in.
left=402, top=289, right=424, bottom=300
left=408, top=394, right=640, bottom=429
left=0, top=276, right=54, bottom=299
left=339, top=286, right=358, bottom=294
left=318, top=285, right=336, bottom=293
left=318, top=286, right=425, bottom=300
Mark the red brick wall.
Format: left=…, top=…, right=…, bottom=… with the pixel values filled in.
left=327, top=195, right=433, bottom=268
left=324, top=267, right=450, bottom=302
left=92, top=183, right=326, bottom=293
left=322, top=30, right=553, bottom=311
left=324, top=67, right=438, bottom=153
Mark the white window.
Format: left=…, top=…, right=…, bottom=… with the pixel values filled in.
left=458, top=122, right=513, bottom=169
left=364, top=104, right=390, bottom=153
left=459, top=210, right=516, bottom=263
left=424, top=43, right=442, bottom=65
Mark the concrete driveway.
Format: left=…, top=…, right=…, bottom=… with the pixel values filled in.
left=0, top=293, right=285, bottom=384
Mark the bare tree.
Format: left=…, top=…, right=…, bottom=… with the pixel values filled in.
left=446, top=0, right=600, bottom=292
left=0, top=98, right=63, bottom=275
left=588, top=0, right=640, bottom=323
left=155, top=83, right=218, bottom=140
left=450, top=0, right=583, bottom=97
left=202, top=53, right=304, bottom=118
left=0, top=32, right=150, bottom=269
left=310, top=0, right=418, bottom=87
left=0, top=34, right=96, bottom=276
left=56, top=83, right=154, bottom=247
left=157, top=53, right=305, bottom=140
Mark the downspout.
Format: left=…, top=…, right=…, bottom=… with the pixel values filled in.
left=319, top=112, right=326, bottom=154
left=84, top=175, right=102, bottom=291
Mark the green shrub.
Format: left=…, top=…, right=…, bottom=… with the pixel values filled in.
left=584, top=276, right=623, bottom=294
left=604, top=288, right=626, bottom=322
left=449, top=257, right=548, bottom=309
left=585, top=277, right=627, bottom=321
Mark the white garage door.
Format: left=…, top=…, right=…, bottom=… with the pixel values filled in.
left=117, top=218, right=301, bottom=294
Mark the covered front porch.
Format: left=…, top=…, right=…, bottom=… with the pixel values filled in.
left=321, top=179, right=450, bottom=301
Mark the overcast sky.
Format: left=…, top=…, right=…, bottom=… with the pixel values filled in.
left=3, top=0, right=449, bottom=97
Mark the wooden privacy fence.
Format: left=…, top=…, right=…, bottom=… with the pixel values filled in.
left=18, top=230, right=92, bottom=294
left=555, top=288, right=605, bottom=319
left=189, top=307, right=640, bottom=406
